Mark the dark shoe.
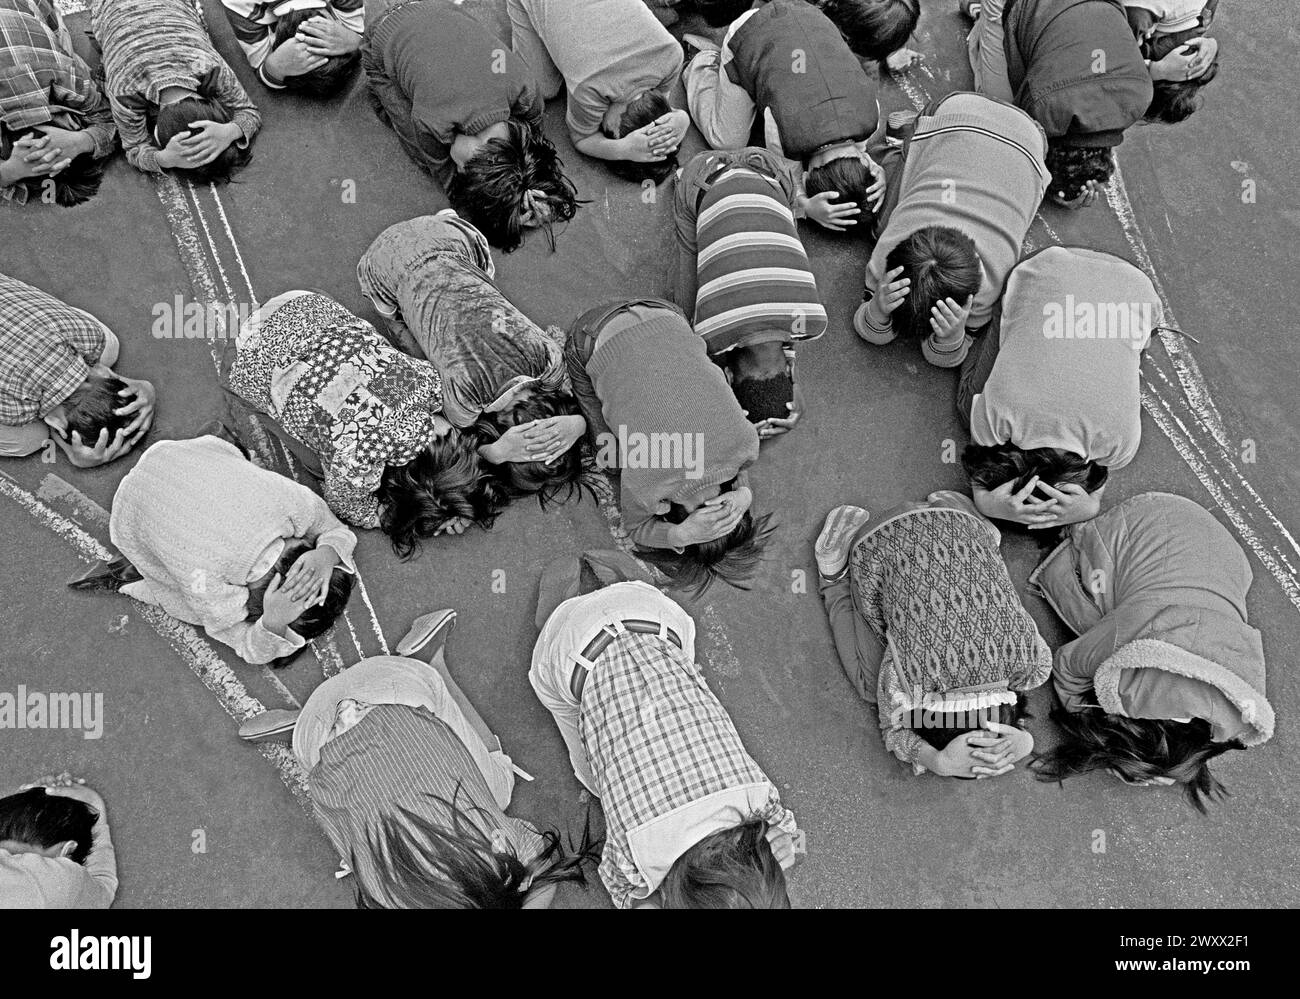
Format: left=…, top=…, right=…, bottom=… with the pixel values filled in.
left=68, top=555, right=142, bottom=592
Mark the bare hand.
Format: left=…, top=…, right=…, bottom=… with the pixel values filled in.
left=862, top=155, right=886, bottom=211
left=929, top=294, right=974, bottom=344
left=268, top=36, right=329, bottom=77
left=875, top=266, right=911, bottom=316
left=113, top=377, right=156, bottom=441
left=282, top=544, right=340, bottom=606
left=977, top=475, right=1060, bottom=526
left=1049, top=178, right=1104, bottom=210
left=261, top=572, right=314, bottom=635
left=1027, top=482, right=1102, bottom=530
left=2, top=133, right=72, bottom=182
left=643, top=109, right=689, bottom=158
left=885, top=47, right=922, bottom=72
left=296, top=16, right=362, bottom=57
left=52, top=426, right=136, bottom=468
left=754, top=383, right=804, bottom=439
left=802, top=190, right=860, bottom=231
left=434, top=515, right=473, bottom=536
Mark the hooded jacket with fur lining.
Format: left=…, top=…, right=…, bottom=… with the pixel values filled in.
left=1030, top=492, right=1274, bottom=746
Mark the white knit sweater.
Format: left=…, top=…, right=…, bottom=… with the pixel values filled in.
left=109, top=436, right=357, bottom=664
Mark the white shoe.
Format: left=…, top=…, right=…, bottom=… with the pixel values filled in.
left=816, top=506, right=870, bottom=578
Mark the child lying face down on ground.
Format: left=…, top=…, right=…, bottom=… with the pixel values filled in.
left=0, top=775, right=117, bottom=909
left=91, top=0, right=261, bottom=182
left=564, top=298, right=776, bottom=594
left=223, top=291, right=506, bottom=558
left=963, top=0, right=1152, bottom=209
left=357, top=212, right=588, bottom=503
left=361, top=0, right=578, bottom=251
left=815, top=495, right=1051, bottom=779
left=1029, top=491, right=1273, bottom=811
left=956, top=246, right=1161, bottom=531
left=673, top=148, right=829, bottom=437
left=238, top=612, right=600, bottom=908
left=220, top=0, right=362, bottom=97
left=852, top=92, right=1049, bottom=369
left=0, top=272, right=156, bottom=468
left=507, top=0, right=689, bottom=184
left=0, top=0, right=117, bottom=207
left=531, top=558, right=803, bottom=907
left=685, top=0, right=888, bottom=232
left=71, top=435, right=356, bottom=667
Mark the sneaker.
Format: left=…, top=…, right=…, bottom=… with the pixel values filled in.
left=396, top=609, right=457, bottom=659
left=815, top=506, right=870, bottom=578
left=238, top=709, right=301, bottom=743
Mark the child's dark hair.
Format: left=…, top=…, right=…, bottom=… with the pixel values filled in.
left=660, top=817, right=790, bottom=909
left=377, top=435, right=508, bottom=559
left=640, top=502, right=777, bottom=597
left=804, top=155, right=872, bottom=227
left=600, top=90, right=677, bottom=185
left=154, top=98, right=252, bottom=184
left=883, top=225, right=982, bottom=340
left=911, top=695, right=1028, bottom=752
left=2, top=127, right=106, bottom=206
left=1145, top=58, right=1219, bottom=125
left=449, top=118, right=580, bottom=253
left=0, top=788, right=95, bottom=865
left=1032, top=706, right=1244, bottom=813
left=962, top=442, right=1109, bottom=496
left=352, top=788, right=601, bottom=909
left=469, top=390, right=589, bottom=506
left=60, top=372, right=132, bottom=445
left=819, top=0, right=920, bottom=65
left=733, top=369, right=793, bottom=424
left=696, top=0, right=756, bottom=28
left=1044, top=143, right=1113, bottom=203
left=271, top=9, right=359, bottom=98
left=245, top=539, right=355, bottom=642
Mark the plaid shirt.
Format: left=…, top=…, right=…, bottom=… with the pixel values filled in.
left=579, top=632, right=796, bottom=907
left=0, top=0, right=116, bottom=204
left=90, top=0, right=261, bottom=173
left=0, top=271, right=108, bottom=425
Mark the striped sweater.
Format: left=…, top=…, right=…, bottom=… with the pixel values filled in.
left=90, top=0, right=261, bottom=173
left=693, top=165, right=827, bottom=356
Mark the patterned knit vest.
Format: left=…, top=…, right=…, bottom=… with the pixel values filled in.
left=850, top=508, right=1046, bottom=714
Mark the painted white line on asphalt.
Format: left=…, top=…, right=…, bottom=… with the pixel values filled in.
left=184, top=179, right=240, bottom=307
left=0, top=470, right=312, bottom=807
left=208, top=184, right=260, bottom=307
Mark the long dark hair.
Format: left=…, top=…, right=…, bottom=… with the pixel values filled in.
left=601, top=90, right=677, bottom=185
left=153, top=98, right=252, bottom=184
left=0, top=788, right=95, bottom=864
left=1, top=126, right=106, bottom=206
left=244, top=539, right=355, bottom=640
left=639, top=502, right=777, bottom=597
left=376, top=435, right=508, bottom=559
left=1044, top=144, right=1114, bottom=203
left=660, top=817, right=790, bottom=909
left=468, top=390, right=590, bottom=507
left=352, top=789, right=601, bottom=909
left=1032, top=706, right=1244, bottom=813
left=448, top=118, right=580, bottom=253
left=820, top=0, right=920, bottom=66
left=1146, top=60, right=1219, bottom=125
left=271, top=9, right=359, bottom=97
left=911, top=695, right=1029, bottom=751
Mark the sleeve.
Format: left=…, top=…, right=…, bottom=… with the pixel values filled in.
left=323, top=452, right=384, bottom=529
left=203, top=64, right=262, bottom=146
left=1010, top=636, right=1055, bottom=693
left=565, top=85, right=606, bottom=140
left=1052, top=617, right=1123, bottom=713
left=759, top=785, right=798, bottom=840
left=50, top=70, right=118, bottom=159
left=110, top=91, right=163, bottom=173
left=206, top=614, right=307, bottom=666
left=922, top=331, right=973, bottom=369
left=513, top=76, right=544, bottom=133
left=420, top=663, right=517, bottom=810
left=283, top=481, right=359, bottom=570
left=75, top=805, right=119, bottom=908
left=600, top=850, right=641, bottom=911
left=878, top=653, right=929, bottom=775
left=627, top=499, right=678, bottom=550
left=333, top=0, right=366, bottom=35
left=564, top=340, right=614, bottom=447
left=220, top=1, right=276, bottom=71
